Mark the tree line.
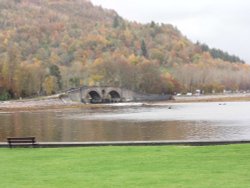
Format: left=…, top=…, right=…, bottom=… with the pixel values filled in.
left=197, top=42, right=245, bottom=64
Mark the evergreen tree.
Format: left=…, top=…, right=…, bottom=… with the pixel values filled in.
left=141, top=39, right=148, bottom=58
left=150, top=21, right=156, bottom=27
left=49, top=65, right=62, bottom=90
left=112, top=16, right=119, bottom=28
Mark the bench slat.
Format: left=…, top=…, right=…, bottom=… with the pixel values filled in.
left=8, top=140, right=36, bottom=143
left=7, top=137, right=35, bottom=140
left=8, top=139, right=35, bottom=141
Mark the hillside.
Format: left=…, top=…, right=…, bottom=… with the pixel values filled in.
left=0, top=0, right=250, bottom=100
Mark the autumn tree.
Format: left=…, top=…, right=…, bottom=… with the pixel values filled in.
left=43, top=76, right=58, bottom=95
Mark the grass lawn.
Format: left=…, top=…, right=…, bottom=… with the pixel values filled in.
left=0, top=144, right=250, bottom=188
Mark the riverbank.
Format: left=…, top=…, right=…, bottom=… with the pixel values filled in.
left=1, top=93, right=250, bottom=111
left=1, top=144, right=250, bottom=188
left=173, top=93, right=250, bottom=103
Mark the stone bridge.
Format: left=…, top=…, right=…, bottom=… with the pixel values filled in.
left=67, top=86, right=172, bottom=103
left=67, top=86, right=134, bottom=103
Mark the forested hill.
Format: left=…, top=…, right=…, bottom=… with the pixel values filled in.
left=0, top=0, right=250, bottom=100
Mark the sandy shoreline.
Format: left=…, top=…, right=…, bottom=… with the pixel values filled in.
left=0, top=93, right=250, bottom=112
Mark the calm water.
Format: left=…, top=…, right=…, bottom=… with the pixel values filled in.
left=1, top=102, right=250, bottom=142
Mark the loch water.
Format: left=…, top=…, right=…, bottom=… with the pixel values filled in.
left=1, top=102, right=250, bottom=142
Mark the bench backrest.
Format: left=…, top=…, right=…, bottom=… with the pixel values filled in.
left=7, top=137, right=36, bottom=148
left=8, top=137, right=35, bottom=141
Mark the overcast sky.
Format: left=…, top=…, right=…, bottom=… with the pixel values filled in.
left=91, top=0, right=250, bottom=63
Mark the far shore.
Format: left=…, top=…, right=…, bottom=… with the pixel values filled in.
left=173, top=93, right=250, bottom=103
left=0, top=93, right=250, bottom=112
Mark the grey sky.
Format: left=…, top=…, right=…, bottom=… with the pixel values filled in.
left=91, top=0, right=250, bottom=63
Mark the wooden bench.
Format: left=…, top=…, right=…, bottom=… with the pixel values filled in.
left=7, top=137, right=37, bottom=148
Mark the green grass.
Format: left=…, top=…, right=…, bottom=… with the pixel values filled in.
left=0, top=144, right=250, bottom=188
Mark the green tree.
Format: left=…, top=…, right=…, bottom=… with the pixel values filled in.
left=141, top=39, right=148, bottom=58
left=0, top=90, right=11, bottom=101
left=69, top=77, right=80, bottom=88
left=112, top=16, right=120, bottom=28
left=49, top=65, right=62, bottom=90
left=150, top=21, right=156, bottom=27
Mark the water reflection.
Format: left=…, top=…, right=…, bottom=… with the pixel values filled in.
left=1, top=102, right=250, bottom=142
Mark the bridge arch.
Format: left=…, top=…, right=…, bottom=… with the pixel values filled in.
left=107, top=90, right=121, bottom=102
left=86, top=90, right=102, bottom=103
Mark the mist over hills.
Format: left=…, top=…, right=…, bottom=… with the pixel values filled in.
left=0, top=0, right=249, bottom=99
